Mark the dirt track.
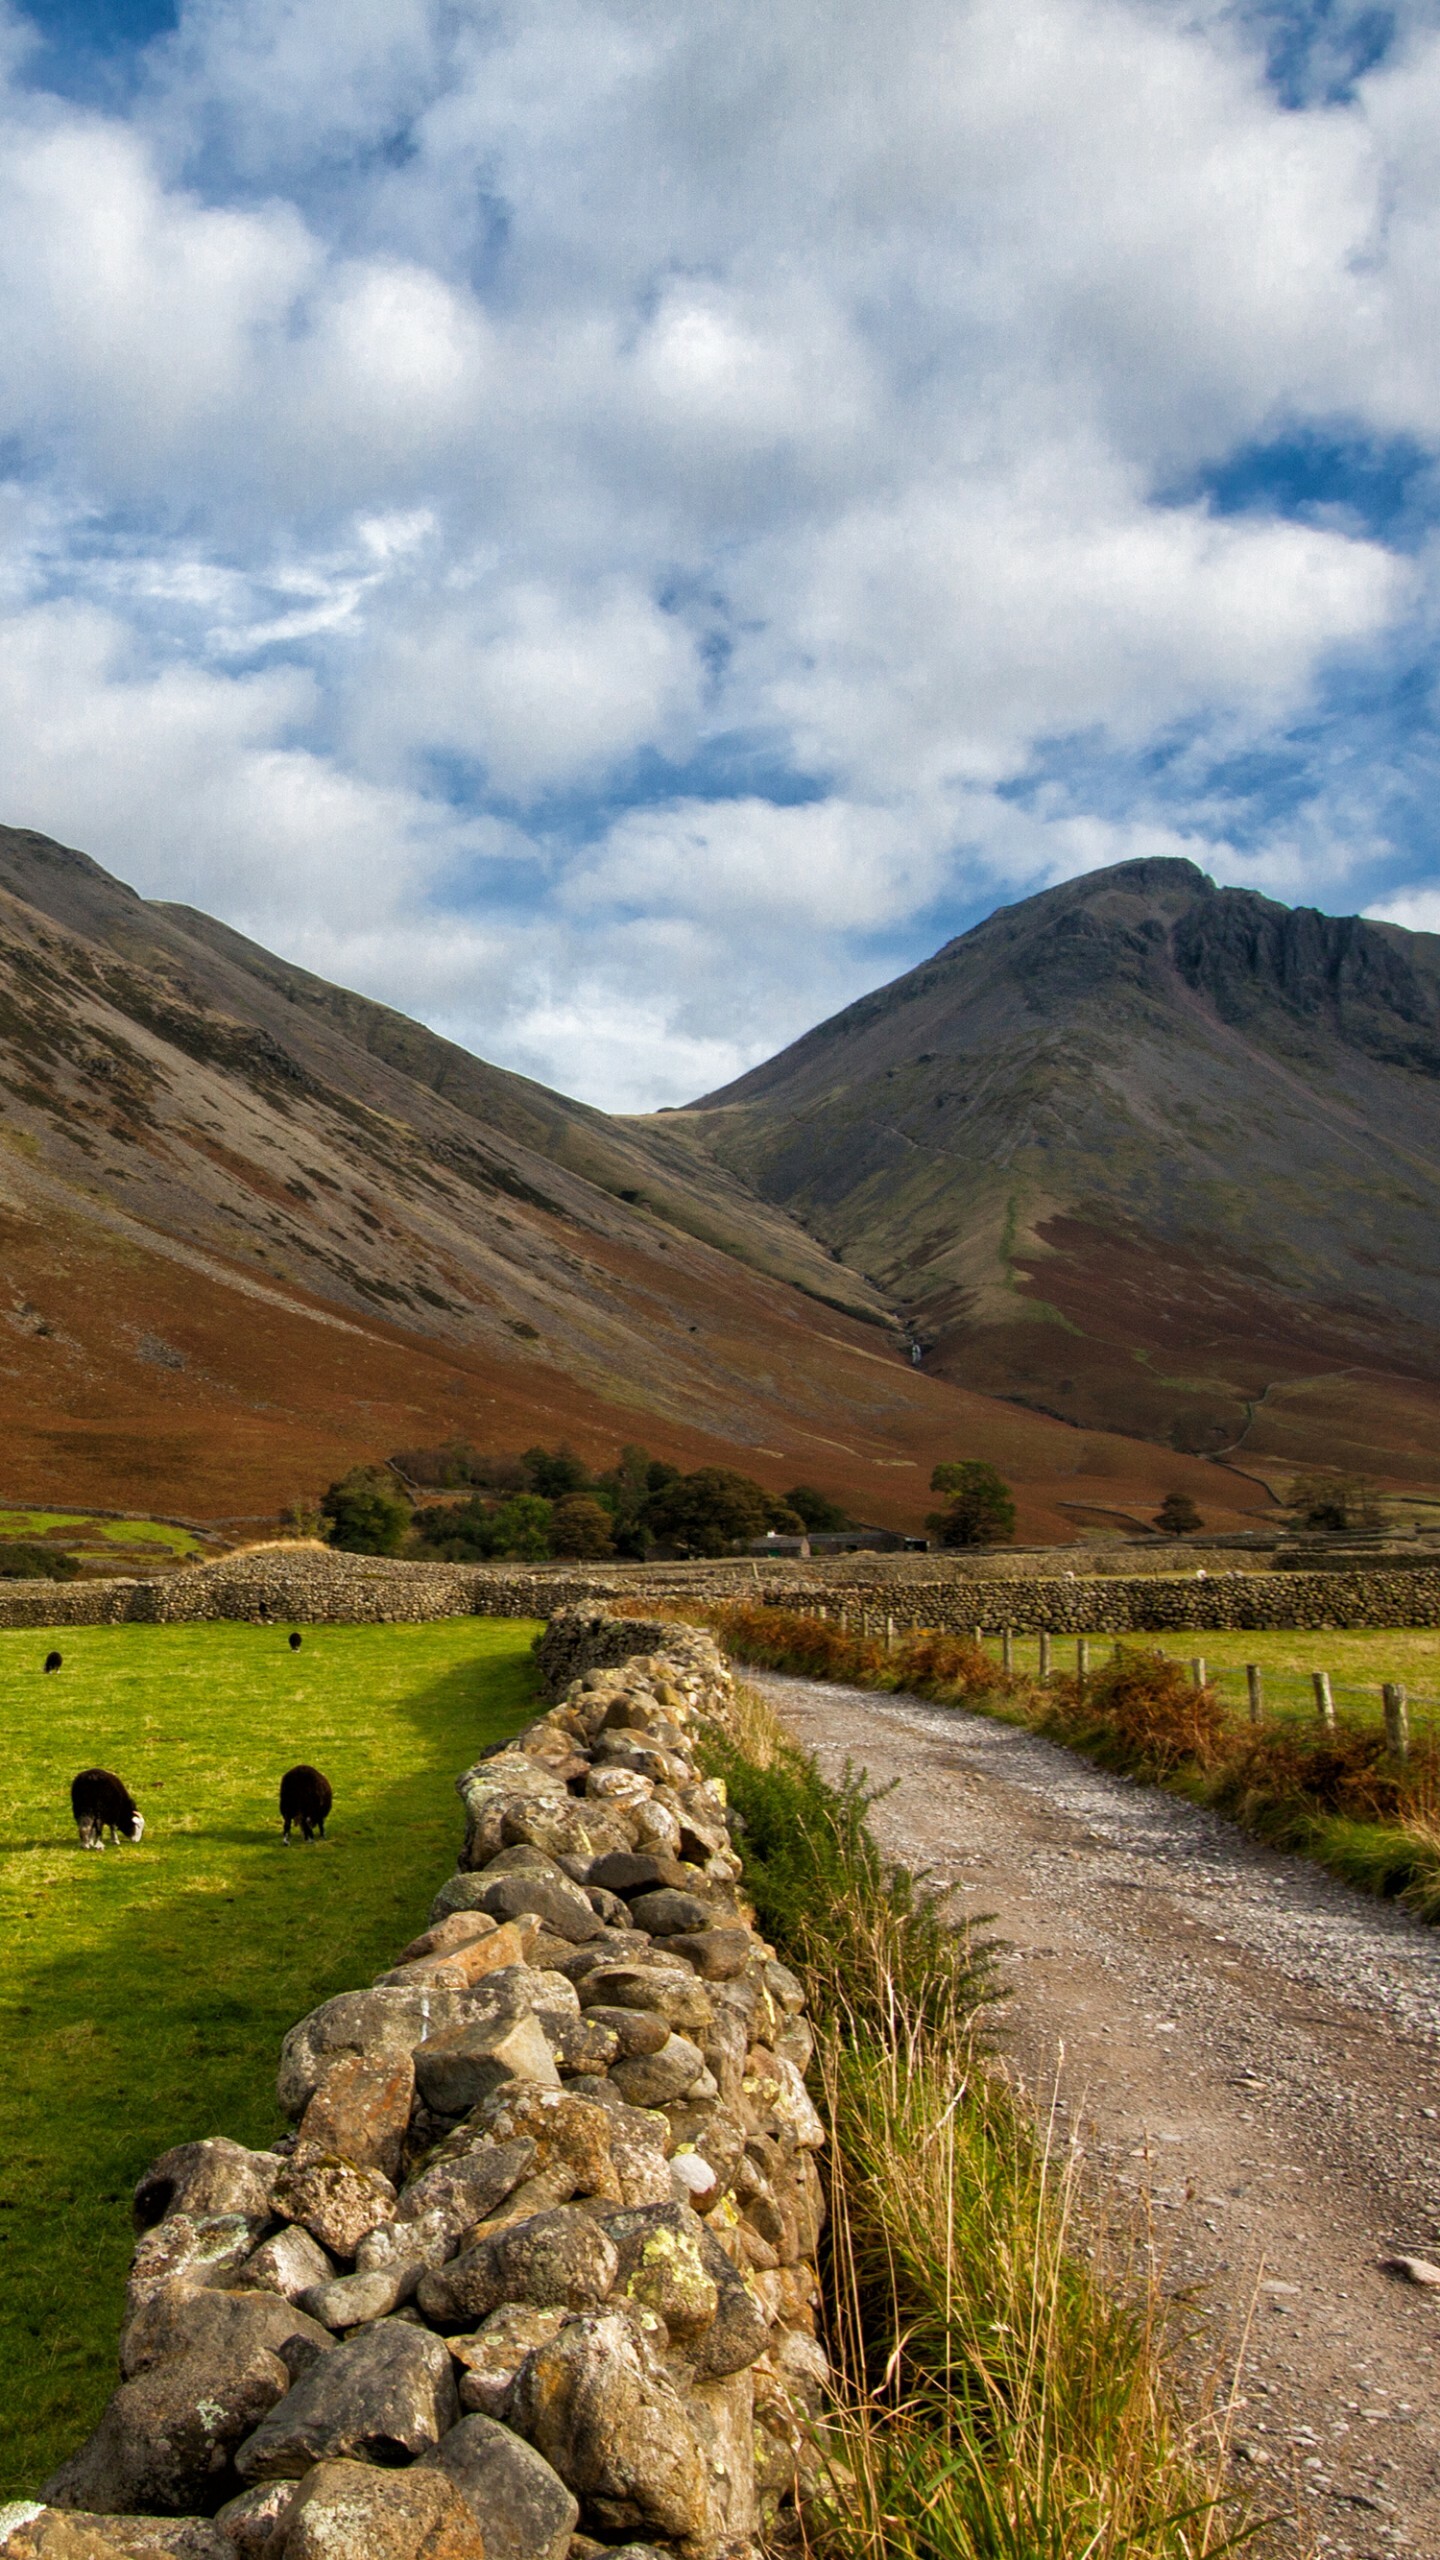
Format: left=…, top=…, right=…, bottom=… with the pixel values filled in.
left=755, top=1671, right=1440, bottom=2558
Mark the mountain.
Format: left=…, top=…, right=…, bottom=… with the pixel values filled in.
left=668, top=858, right=1440, bottom=1490
left=0, top=826, right=1257, bottom=1536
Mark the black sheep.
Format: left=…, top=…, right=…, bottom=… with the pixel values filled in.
left=280, top=1764, right=332, bottom=1843
left=288, top=1631, right=302, bottom=1652
left=43, top=1651, right=62, bottom=1674
left=71, top=1767, right=145, bottom=1849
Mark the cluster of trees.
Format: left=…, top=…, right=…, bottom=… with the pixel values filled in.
left=318, top=1442, right=856, bottom=1561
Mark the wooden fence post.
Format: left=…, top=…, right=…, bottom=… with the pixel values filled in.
left=1313, top=1670, right=1335, bottom=1728
left=1189, top=1657, right=1207, bottom=1690
left=1002, top=1627, right=1014, bottom=1673
left=1076, top=1636, right=1090, bottom=1683
left=885, top=1614, right=895, bottom=1653
left=1246, top=1663, right=1263, bottom=1723
left=972, top=1624, right=983, bottom=1648
left=1038, top=1630, right=1051, bottom=1680
left=1384, top=1682, right=1410, bottom=1762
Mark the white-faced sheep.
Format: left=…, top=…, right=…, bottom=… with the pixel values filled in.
left=279, top=1764, right=332, bottom=1843
left=71, top=1768, right=145, bottom=1849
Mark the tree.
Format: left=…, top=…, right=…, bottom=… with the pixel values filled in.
left=320, top=1467, right=411, bottom=1556
left=925, top=1460, right=1016, bottom=1548
left=484, top=1494, right=554, bottom=1560
left=1287, top=1472, right=1383, bottom=1533
left=592, top=1444, right=675, bottom=1558
left=410, top=1497, right=499, bottom=1561
left=1154, top=1492, right=1202, bottom=1536
left=644, top=1466, right=777, bottom=1557
left=521, top=1444, right=592, bottom=1501
left=549, top=1494, right=616, bottom=1558
left=782, top=1484, right=852, bottom=1533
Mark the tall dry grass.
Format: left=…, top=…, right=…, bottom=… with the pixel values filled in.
left=706, top=1686, right=1253, bottom=2559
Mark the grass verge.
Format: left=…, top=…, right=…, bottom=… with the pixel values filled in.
left=689, top=1603, right=1440, bottom=1922
left=0, top=1616, right=541, bottom=2496
left=705, top=1680, right=1247, bottom=2559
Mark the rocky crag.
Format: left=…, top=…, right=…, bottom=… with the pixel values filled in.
left=5, top=1618, right=825, bottom=2560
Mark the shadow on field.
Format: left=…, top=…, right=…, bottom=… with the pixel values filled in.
left=0, top=1628, right=540, bottom=2501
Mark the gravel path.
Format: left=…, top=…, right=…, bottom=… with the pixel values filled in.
left=755, top=1671, right=1440, bottom=2558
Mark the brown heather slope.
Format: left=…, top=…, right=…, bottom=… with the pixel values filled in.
left=0, top=826, right=1265, bottom=1536
left=672, top=857, right=1440, bottom=1490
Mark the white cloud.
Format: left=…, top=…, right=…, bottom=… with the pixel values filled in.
left=0, top=0, right=1437, bottom=1103
left=350, top=577, right=705, bottom=795
left=0, top=597, right=456, bottom=918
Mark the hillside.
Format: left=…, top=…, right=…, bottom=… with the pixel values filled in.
left=0, top=826, right=1258, bottom=1537
left=671, top=858, right=1440, bottom=1489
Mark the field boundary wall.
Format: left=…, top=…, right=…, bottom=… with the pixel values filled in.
left=2, top=1547, right=1440, bottom=1631
left=16, top=1609, right=823, bottom=2559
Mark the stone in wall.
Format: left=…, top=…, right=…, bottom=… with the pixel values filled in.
left=16, top=1616, right=825, bottom=2560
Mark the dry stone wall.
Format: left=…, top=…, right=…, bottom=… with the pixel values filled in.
left=781, top=1565, right=1440, bottom=1633
left=2, top=1543, right=1438, bottom=1637
left=0, top=1553, right=624, bottom=1630
left=3, top=1617, right=825, bottom=2560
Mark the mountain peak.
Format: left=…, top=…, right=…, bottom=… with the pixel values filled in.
left=680, top=856, right=1440, bottom=1483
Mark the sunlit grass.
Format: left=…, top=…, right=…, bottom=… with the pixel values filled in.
left=0, top=1510, right=206, bottom=1557
left=0, top=1616, right=541, bottom=2496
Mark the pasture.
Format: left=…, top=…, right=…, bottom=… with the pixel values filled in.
left=0, top=1510, right=207, bottom=1565
left=0, top=1615, right=541, bottom=2497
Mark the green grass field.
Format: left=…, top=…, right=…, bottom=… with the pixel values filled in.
left=980, top=1628, right=1440, bottom=1736
left=0, top=1616, right=542, bottom=2498
left=0, top=1511, right=207, bottom=1560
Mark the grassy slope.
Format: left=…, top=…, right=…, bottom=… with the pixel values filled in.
left=0, top=1617, right=541, bottom=2497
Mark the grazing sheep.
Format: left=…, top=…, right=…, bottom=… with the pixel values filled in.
left=288, top=1631, right=302, bottom=1652
left=279, top=1764, right=332, bottom=1844
left=43, top=1651, right=62, bottom=1674
left=71, top=1768, right=145, bottom=1849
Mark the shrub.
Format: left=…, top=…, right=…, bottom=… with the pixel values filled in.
left=1051, top=1647, right=1228, bottom=1776
left=1153, top=1492, right=1201, bottom=1535
left=1213, top=1719, right=1436, bottom=1826
left=0, top=1542, right=81, bottom=1581
left=682, top=1603, right=1003, bottom=1704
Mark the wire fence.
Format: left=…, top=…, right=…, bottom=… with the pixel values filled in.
left=969, top=1631, right=1440, bottom=1741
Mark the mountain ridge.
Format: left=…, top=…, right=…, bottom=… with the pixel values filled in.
left=670, top=858, right=1440, bottom=1487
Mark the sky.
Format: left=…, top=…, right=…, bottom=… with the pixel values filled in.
left=5, top=0, right=1440, bottom=1108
